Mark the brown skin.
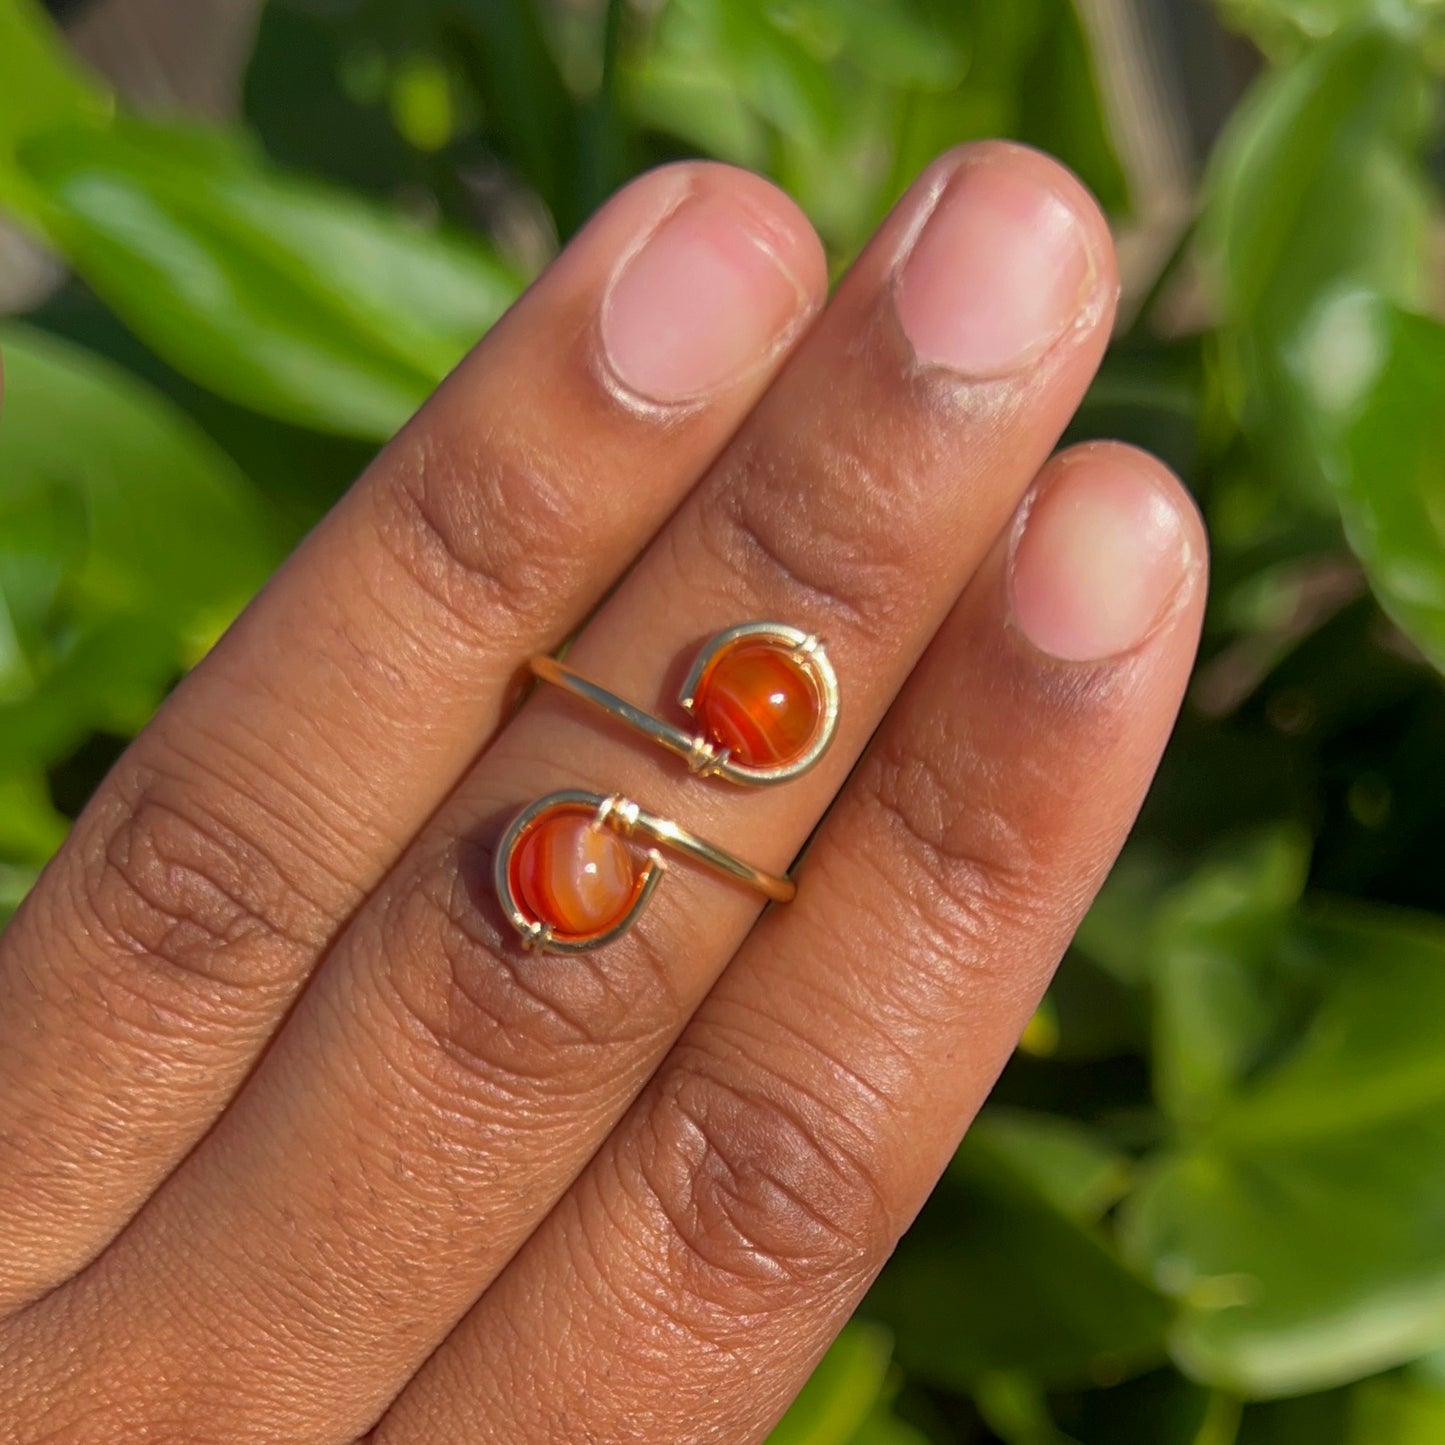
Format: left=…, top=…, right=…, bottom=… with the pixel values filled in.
left=0, top=145, right=1205, bottom=1443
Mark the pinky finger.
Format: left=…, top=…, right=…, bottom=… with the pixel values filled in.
left=369, top=441, right=1207, bottom=1444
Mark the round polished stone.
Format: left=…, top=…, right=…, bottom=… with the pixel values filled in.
left=511, top=808, right=639, bottom=940
left=694, top=640, right=823, bottom=771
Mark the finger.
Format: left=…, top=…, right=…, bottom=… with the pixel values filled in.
left=0, top=161, right=826, bottom=1310
left=6, top=145, right=1119, bottom=1442
left=372, top=444, right=1207, bottom=1445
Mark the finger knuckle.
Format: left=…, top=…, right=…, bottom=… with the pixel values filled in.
left=369, top=841, right=671, bottom=1118
left=693, top=426, right=928, bottom=631
left=375, top=426, right=594, bottom=642
left=69, top=765, right=320, bottom=1009
left=630, top=1052, right=893, bottom=1323
left=862, top=728, right=1055, bottom=966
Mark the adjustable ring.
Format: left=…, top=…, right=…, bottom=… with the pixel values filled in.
left=529, top=621, right=840, bottom=786
left=495, top=789, right=795, bottom=954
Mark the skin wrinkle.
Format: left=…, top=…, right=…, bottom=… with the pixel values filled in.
left=583, top=1193, right=850, bottom=1445
left=146, top=723, right=382, bottom=924
left=329, top=571, right=469, bottom=706
left=84, top=794, right=317, bottom=992
left=47, top=739, right=363, bottom=1041
left=2, top=158, right=826, bottom=1340
left=316, top=596, right=416, bottom=704
left=176, top=701, right=388, bottom=862
left=706, top=462, right=921, bottom=638
left=702, top=991, right=909, bottom=1127
left=0, top=148, right=1169, bottom=1442
left=358, top=966, right=652, bottom=1223
left=366, top=969, right=569, bottom=1140
left=172, top=1204, right=411, bottom=1388
left=597, top=1177, right=786, bottom=1363
left=375, top=431, right=594, bottom=645
left=391, top=456, right=1192, bottom=1445
left=783, top=864, right=1035, bottom=1107
left=633, top=1063, right=894, bottom=1302
left=785, top=936, right=936, bottom=1089
left=689, top=1040, right=905, bottom=1237
left=550, top=1198, right=739, bottom=1427
left=701, top=329, right=968, bottom=627
left=374, top=848, right=677, bottom=1100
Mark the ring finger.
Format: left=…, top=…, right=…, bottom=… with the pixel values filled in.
left=6, top=143, right=1119, bottom=1444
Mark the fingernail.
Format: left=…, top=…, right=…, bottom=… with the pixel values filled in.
left=1011, top=453, right=1193, bottom=662
left=896, top=159, right=1098, bottom=377
left=601, top=191, right=810, bottom=404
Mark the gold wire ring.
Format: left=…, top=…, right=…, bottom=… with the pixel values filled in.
left=529, top=621, right=840, bottom=787
left=496, top=789, right=795, bottom=954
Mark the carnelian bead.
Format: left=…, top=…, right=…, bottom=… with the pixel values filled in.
left=694, top=641, right=822, bottom=770
left=511, top=809, right=640, bottom=940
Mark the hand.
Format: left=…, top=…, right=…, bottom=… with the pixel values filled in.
left=0, top=143, right=1205, bottom=1444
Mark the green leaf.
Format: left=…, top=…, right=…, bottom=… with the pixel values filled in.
left=1205, top=26, right=1430, bottom=325
left=0, top=322, right=275, bottom=645
left=624, top=0, right=1124, bottom=261
left=973, top=1372, right=1084, bottom=1445
left=1347, top=1374, right=1445, bottom=1445
left=1124, top=901, right=1445, bottom=1396
left=0, top=615, right=178, bottom=769
left=628, top=0, right=843, bottom=158
left=387, top=53, right=459, bottom=154
left=0, top=861, right=40, bottom=933
left=0, top=323, right=276, bottom=768
left=1202, top=24, right=1434, bottom=506
left=1237, top=1390, right=1351, bottom=1445
left=1061, top=1370, right=1241, bottom=1445
left=1072, top=847, right=1183, bottom=989
left=1011, top=0, right=1130, bottom=215
left=887, top=0, right=1130, bottom=224
left=626, top=49, right=770, bottom=170
left=1302, top=297, right=1445, bottom=673
left=966, top=1109, right=1132, bottom=1224
left=445, top=0, right=579, bottom=223
left=767, top=1322, right=923, bottom=1445
left=0, top=771, right=67, bottom=865
left=0, top=0, right=109, bottom=169
left=848, top=1404, right=930, bottom=1445
left=778, top=0, right=967, bottom=92
left=8, top=118, right=522, bottom=440
left=1213, top=0, right=1445, bottom=58
left=1150, top=827, right=1313, bottom=1128
left=1201, top=22, right=1445, bottom=675
left=866, top=1120, right=1169, bottom=1390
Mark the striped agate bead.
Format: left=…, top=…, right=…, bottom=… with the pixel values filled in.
left=511, top=808, right=640, bottom=941
left=694, top=641, right=823, bottom=770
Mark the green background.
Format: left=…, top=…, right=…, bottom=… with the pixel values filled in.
left=3, top=0, right=1445, bottom=1440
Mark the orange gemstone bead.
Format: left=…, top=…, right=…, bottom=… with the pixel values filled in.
left=694, top=641, right=822, bottom=770
left=511, top=808, right=640, bottom=941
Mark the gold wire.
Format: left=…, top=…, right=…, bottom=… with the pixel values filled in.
left=528, top=621, right=840, bottom=787
left=495, top=790, right=795, bottom=955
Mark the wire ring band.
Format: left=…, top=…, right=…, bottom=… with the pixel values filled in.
left=496, top=789, right=795, bottom=954
left=528, top=621, right=840, bottom=787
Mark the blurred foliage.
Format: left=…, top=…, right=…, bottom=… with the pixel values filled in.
left=2, top=0, right=1445, bottom=1440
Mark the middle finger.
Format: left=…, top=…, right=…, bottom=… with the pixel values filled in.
left=11, top=144, right=1118, bottom=1442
